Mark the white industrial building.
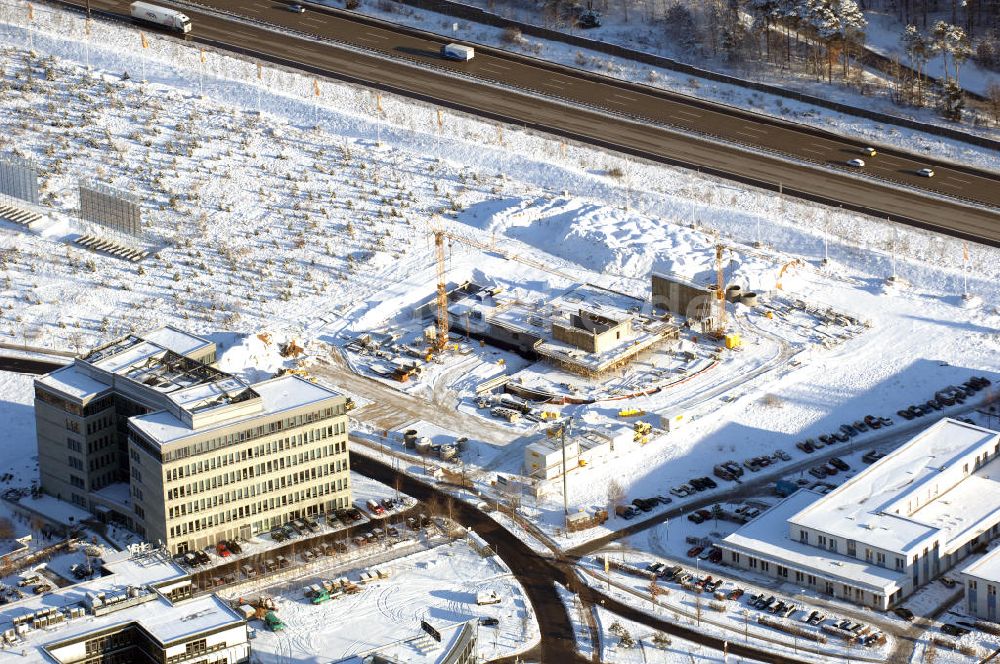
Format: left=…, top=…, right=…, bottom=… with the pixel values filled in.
left=719, top=418, right=1000, bottom=610
left=961, top=547, right=1000, bottom=622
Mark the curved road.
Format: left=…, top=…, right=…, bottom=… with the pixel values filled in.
left=49, top=0, right=1000, bottom=245
left=352, top=453, right=817, bottom=664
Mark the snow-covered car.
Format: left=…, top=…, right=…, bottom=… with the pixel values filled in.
left=846, top=158, right=866, bottom=168
left=916, top=167, right=935, bottom=177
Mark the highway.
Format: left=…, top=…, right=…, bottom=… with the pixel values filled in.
left=53, top=0, right=1000, bottom=246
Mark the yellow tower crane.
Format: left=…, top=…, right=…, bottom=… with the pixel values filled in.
left=434, top=230, right=449, bottom=351
left=715, top=243, right=727, bottom=338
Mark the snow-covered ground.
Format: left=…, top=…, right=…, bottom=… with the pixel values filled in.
left=237, top=539, right=539, bottom=663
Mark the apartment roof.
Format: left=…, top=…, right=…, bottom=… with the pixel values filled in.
left=140, top=325, right=213, bottom=358
left=1, top=550, right=243, bottom=662
left=720, top=490, right=905, bottom=595
left=961, top=546, right=1000, bottom=584
left=35, top=364, right=111, bottom=401
left=789, top=419, right=1000, bottom=556
left=129, top=375, right=343, bottom=445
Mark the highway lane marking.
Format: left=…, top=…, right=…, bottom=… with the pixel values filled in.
left=802, top=148, right=826, bottom=155
left=613, top=93, right=637, bottom=101
left=734, top=131, right=758, bottom=139
left=363, top=31, right=388, bottom=39
left=301, top=17, right=324, bottom=24
left=809, top=143, right=830, bottom=150
left=879, top=158, right=905, bottom=167
left=741, top=125, right=767, bottom=134
left=935, top=181, right=960, bottom=189
left=946, top=175, right=970, bottom=184
left=485, top=61, right=510, bottom=70
left=606, top=99, right=628, bottom=106
left=673, top=109, right=699, bottom=118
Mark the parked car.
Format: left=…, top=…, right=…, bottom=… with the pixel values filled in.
left=892, top=606, right=914, bottom=622
left=194, top=550, right=210, bottom=565
left=823, top=463, right=839, bottom=476
left=830, top=457, right=850, bottom=471
left=832, top=431, right=850, bottom=443
left=797, top=441, right=815, bottom=453
left=479, top=617, right=499, bottom=627
left=808, top=467, right=827, bottom=479
left=942, top=623, right=969, bottom=636
left=226, top=540, right=242, bottom=555
left=853, top=420, right=869, bottom=432
left=708, top=548, right=723, bottom=563
left=687, top=512, right=705, bottom=524
left=270, top=527, right=286, bottom=542
left=686, top=545, right=704, bottom=557
left=818, top=434, right=833, bottom=445
left=897, top=409, right=915, bottom=420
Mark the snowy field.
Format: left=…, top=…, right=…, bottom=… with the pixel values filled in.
left=239, top=539, right=539, bottom=663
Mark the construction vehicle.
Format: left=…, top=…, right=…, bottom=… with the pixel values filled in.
left=617, top=408, right=646, bottom=418
left=311, top=589, right=333, bottom=605
left=714, top=244, right=727, bottom=338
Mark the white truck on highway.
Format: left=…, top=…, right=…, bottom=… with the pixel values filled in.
left=130, top=1, right=192, bottom=33
left=441, top=43, right=474, bottom=61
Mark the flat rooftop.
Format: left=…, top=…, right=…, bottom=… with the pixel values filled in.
left=333, top=621, right=474, bottom=664
left=790, top=419, right=1000, bottom=556
left=961, top=546, right=1000, bottom=584
left=0, top=550, right=243, bottom=662
left=721, top=490, right=905, bottom=594
left=141, top=325, right=213, bottom=358
left=129, top=374, right=343, bottom=445
left=36, top=364, right=111, bottom=401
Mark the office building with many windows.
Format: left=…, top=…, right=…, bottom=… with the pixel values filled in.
left=34, top=326, right=351, bottom=554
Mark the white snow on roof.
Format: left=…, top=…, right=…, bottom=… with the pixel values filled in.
left=721, top=490, right=905, bottom=594
left=790, top=419, right=1000, bottom=556
left=89, top=340, right=166, bottom=373
left=140, top=325, right=212, bottom=358
left=129, top=375, right=342, bottom=445
left=0, top=551, right=242, bottom=661
left=961, top=547, right=1000, bottom=585
left=35, top=364, right=110, bottom=401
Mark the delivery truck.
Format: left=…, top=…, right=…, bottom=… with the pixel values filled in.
left=441, top=43, right=474, bottom=61
left=130, top=1, right=192, bottom=33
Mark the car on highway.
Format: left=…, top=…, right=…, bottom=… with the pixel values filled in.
left=287, top=3, right=305, bottom=12
left=916, top=167, right=935, bottom=177
left=847, top=158, right=866, bottom=168
left=861, top=146, right=877, bottom=157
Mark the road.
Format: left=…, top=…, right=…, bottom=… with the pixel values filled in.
left=352, top=452, right=818, bottom=664
left=50, top=0, right=1000, bottom=245
left=0, top=355, right=67, bottom=374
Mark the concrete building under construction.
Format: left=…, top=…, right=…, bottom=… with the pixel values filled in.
left=447, top=283, right=677, bottom=377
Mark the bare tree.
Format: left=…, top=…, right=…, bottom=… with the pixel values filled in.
left=607, top=477, right=625, bottom=511
left=986, top=80, right=1000, bottom=125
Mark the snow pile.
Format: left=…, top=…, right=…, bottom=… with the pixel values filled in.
left=465, top=195, right=784, bottom=291
left=215, top=333, right=295, bottom=384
